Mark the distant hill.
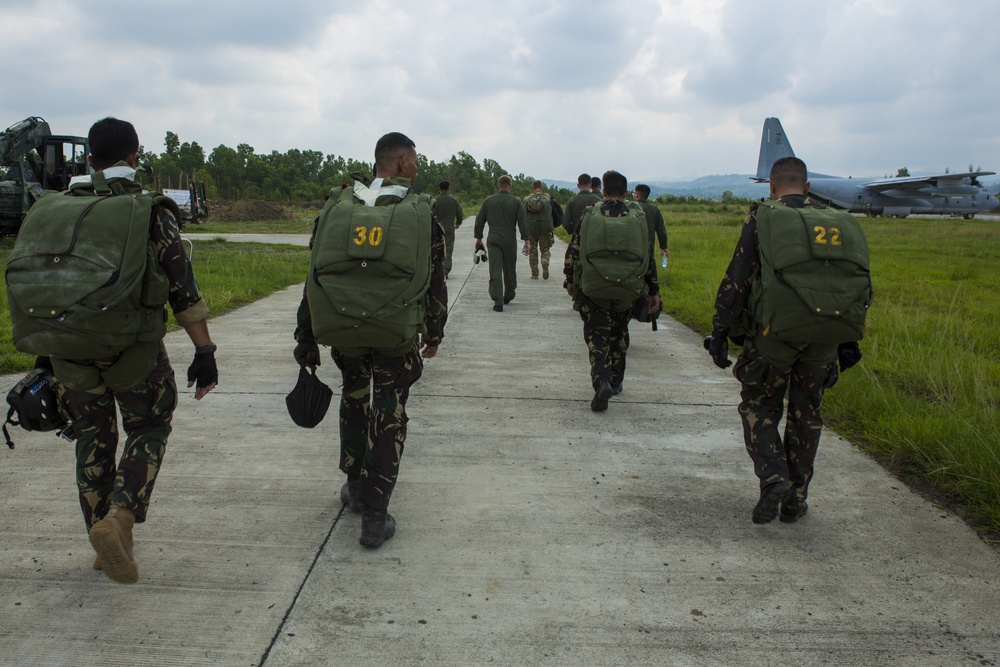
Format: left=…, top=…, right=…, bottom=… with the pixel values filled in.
left=543, top=174, right=768, bottom=200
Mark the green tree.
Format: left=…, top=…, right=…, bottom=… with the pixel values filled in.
left=164, top=131, right=179, bottom=158
left=897, top=167, right=909, bottom=177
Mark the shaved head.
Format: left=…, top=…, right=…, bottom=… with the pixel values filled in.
left=770, top=156, right=808, bottom=191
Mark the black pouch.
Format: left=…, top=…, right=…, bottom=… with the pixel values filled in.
left=632, top=285, right=663, bottom=330
left=285, top=367, right=333, bottom=429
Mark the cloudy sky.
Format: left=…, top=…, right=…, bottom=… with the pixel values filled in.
left=3, top=0, right=998, bottom=182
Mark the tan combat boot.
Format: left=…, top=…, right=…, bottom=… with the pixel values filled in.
left=89, top=506, right=138, bottom=584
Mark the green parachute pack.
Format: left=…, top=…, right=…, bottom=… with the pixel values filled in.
left=750, top=200, right=872, bottom=344
left=523, top=192, right=553, bottom=237
left=5, top=172, right=173, bottom=361
left=307, top=182, right=432, bottom=356
left=577, top=202, right=649, bottom=312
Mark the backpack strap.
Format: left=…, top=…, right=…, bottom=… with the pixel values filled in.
left=3, top=407, right=16, bottom=449
left=90, top=170, right=113, bottom=196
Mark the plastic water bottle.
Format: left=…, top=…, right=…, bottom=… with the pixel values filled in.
left=661, top=256, right=668, bottom=269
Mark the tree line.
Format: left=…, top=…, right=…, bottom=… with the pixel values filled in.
left=138, top=131, right=573, bottom=206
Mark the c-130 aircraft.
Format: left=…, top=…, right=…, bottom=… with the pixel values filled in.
left=754, top=117, right=998, bottom=219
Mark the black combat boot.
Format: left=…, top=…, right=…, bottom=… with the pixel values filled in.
left=780, top=495, right=809, bottom=523
left=591, top=380, right=612, bottom=412
left=360, top=508, right=396, bottom=548
left=752, top=481, right=790, bottom=524
left=340, top=479, right=363, bottom=513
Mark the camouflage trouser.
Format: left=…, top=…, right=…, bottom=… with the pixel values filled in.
left=733, top=336, right=839, bottom=500
left=332, top=347, right=423, bottom=510
left=579, top=297, right=631, bottom=389
left=527, top=233, right=553, bottom=278
left=57, top=346, right=177, bottom=531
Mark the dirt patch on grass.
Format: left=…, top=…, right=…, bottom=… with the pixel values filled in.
left=210, top=200, right=292, bottom=222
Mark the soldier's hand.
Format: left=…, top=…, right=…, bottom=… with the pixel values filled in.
left=420, top=341, right=439, bottom=359
left=565, top=282, right=574, bottom=298
left=708, top=327, right=732, bottom=369
left=187, top=344, right=218, bottom=400
left=648, top=294, right=661, bottom=314
left=475, top=239, right=485, bottom=251
left=837, top=341, right=863, bottom=371
left=294, top=338, right=321, bottom=369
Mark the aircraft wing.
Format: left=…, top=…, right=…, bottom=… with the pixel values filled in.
left=863, top=171, right=996, bottom=192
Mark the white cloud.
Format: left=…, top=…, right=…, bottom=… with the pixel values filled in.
left=2, top=0, right=999, bottom=181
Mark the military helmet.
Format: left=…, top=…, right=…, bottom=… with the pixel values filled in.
left=3, top=367, right=68, bottom=448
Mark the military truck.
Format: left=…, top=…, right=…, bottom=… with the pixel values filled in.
left=163, top=180, right=209, bottom=226
left=0, top=117, right=89, bottom=236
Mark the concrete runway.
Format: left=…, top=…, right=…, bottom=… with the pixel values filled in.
left=1, top=222, right=998, bottom=666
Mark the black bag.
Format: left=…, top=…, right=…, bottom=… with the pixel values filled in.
left=3, top=367, right=69, bottom=449
left=632, top=285, right=663, bottom=331
left=286, top=367, right=333, bottom=429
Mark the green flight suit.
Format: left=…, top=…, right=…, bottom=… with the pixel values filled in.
left=563, top=190, right=601, bottom=234
left=474, top=191, right=526, bottom=307
left=432, top=193, right=464, bottom=276
left=636, top=200, right=668, bottom=254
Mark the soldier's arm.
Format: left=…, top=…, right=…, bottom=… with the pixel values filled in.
left=713, top=212, right=759, bottom=331
left=456, top=200, right=465, bottom=228
left=423, top=216, right=448, bottom=354
left=295, top=216, right=320, bottom=341
left=655, top=210, right=668, bottom=252
left=153, top=204, right=216, bottom=397
left=474, top=204, right=487, bottom=240
left=153, top=205, right=207, bottom=329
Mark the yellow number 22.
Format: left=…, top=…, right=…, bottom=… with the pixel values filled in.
left=813, top=225, right=842, bottom=246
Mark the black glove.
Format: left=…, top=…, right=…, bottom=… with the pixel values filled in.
left=707, top=327, right=732, bottom=369
left=837, top=341, right=863, bottom=371
left=294, top=338, right=321, bottom=368
left=187, top=344, right=219, bottom=390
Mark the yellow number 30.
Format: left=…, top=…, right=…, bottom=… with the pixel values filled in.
left=813, top=225, right=842, bottom=246
left=353, top=225, right=385, bottom=246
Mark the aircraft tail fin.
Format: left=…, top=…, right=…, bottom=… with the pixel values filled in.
left=754, top=117, right=795, bottom=181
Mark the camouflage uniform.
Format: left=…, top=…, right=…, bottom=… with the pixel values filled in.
left=523, top=191, right=554, bottom=279
left=714, top=194, right=838, bottom=504
left=565, top=200, right=659, bottom=390
left=54, top=167, right=208, bottom=531
left=297, top=182, right=448, bottom=510
left=431, top=192, right=464, bottom=276
left=474, top=191, right=526, bottom=308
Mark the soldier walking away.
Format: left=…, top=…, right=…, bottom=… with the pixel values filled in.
left=523, top=180, right=555, bottom=280
left=474, top=175, right=527, bottom=312
left=432, top=181, right=464, bottom=278
left=562, top=173, right=601, bottom=235
left=632, top=184, right=669, bottom=266
left=564, top=170, right=660, bottom=411
left=294, top=132, right=448, bottom=548
left=5, top=117, right=219, bottom=584
left=707, top=156, right=871, bottom=524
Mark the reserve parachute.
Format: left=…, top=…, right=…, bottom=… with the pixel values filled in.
left=307, top=182, right=432, bottom=356
left=750, top=200, right=872, bottom=343
left=5, top=171, right=173, bottom=361
left=577, top=202, right=649, bottom=312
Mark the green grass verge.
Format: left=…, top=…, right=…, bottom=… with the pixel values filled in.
left=660, top=210, right=1000, bottom=533
left=0, top=239, right=311, bottom=374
